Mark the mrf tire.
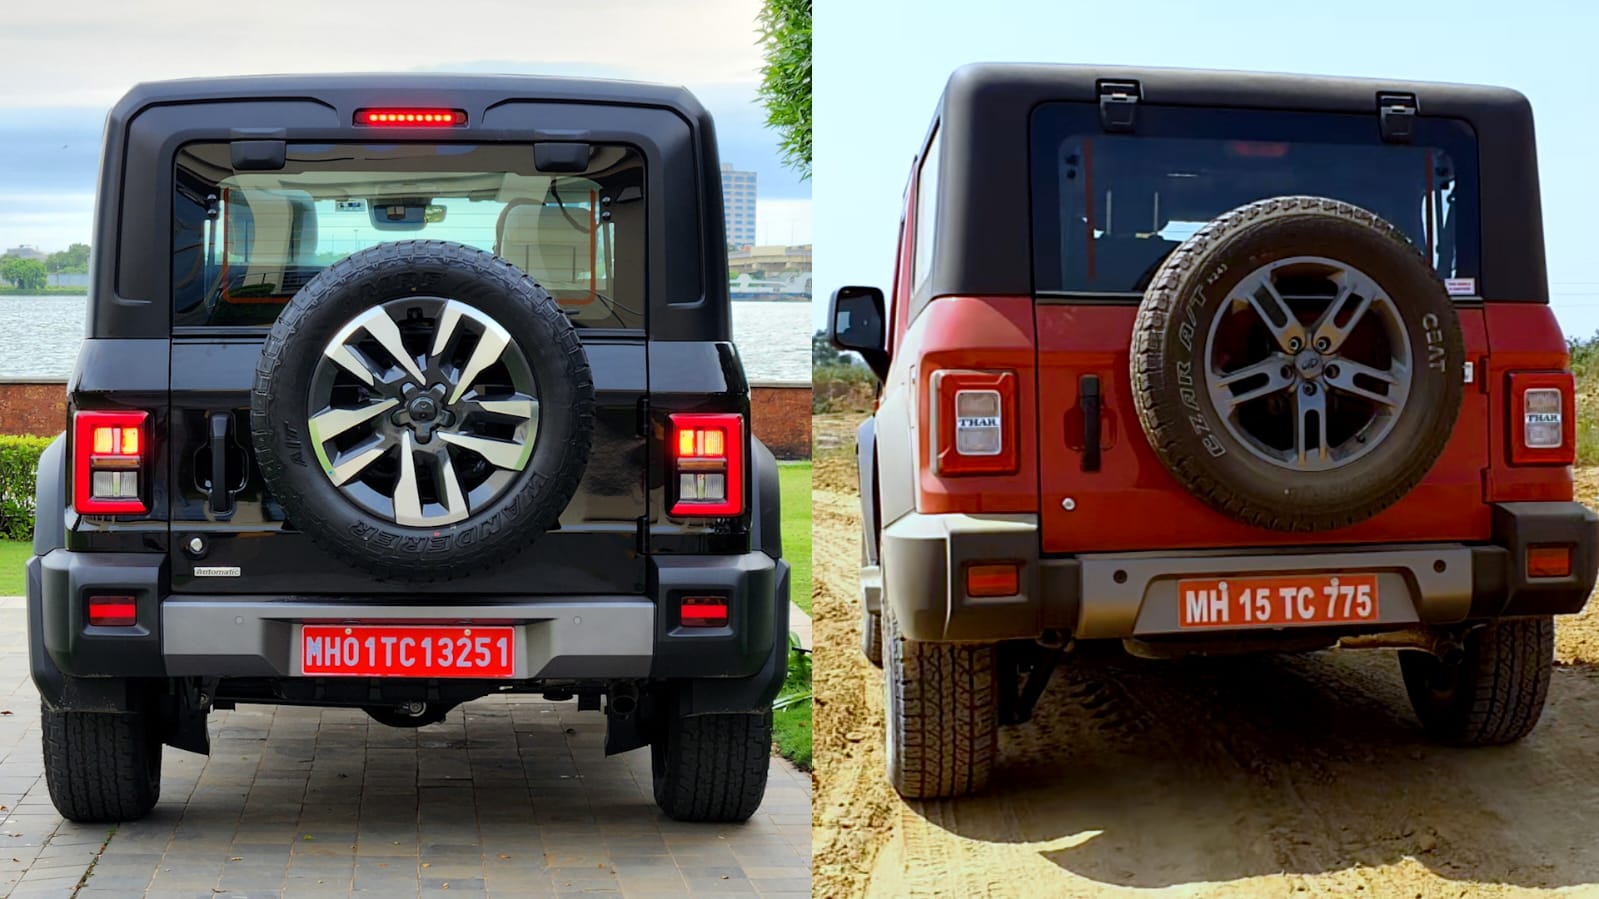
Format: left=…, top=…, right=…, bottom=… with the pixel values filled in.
left=1132, top=196, right=1465, bottom=531
left=42, top=705, right=161, bottom=823
left=651, top=709, right=772, bottom=822
left=882, top=604, right=997, bottom=799
left=1399, top=616, right=1554, bottom=746
left=251, top=240, right=594, bottom=582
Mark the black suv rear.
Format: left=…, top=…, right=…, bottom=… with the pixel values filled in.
left=27, top=74, right=789, bottom=824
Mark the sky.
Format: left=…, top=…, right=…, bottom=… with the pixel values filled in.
left=813, top=0, right=1599, bottom=334
left=0, top=0, right=810, bottom=254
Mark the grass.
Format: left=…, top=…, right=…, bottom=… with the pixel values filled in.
left=773, top=461, right=813, bottom=770
left=778, top=461, right=812, bottom=615
left=0, top=286, right=87, bottom=296
left=0, top=540, right=27, bottom=595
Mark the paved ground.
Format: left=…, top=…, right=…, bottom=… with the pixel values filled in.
left=0, top=598, right=812, bottom=898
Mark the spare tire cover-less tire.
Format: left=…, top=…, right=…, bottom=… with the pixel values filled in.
left=1131, top=196, right=1464, bottom=532
left=251, top=240, right=594, bottom=580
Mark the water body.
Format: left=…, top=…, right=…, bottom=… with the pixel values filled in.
left=0, top=296, right=812, bottom=384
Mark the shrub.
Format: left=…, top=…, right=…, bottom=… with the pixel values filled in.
left=0, top=436, right=51, bottom=541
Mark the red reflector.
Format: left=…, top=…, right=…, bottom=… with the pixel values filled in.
left=966, top=563, right=1020, bottom=598
left=1528, top=545, right=1573, bottom=578
left=88, top=596, right=138, bottom=627
left=355, top=108, right=466, bottom=127
left=680, top=596, right=729, bottom=627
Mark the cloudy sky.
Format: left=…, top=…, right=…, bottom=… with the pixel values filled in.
left=0, top=0, right=811, bottom=252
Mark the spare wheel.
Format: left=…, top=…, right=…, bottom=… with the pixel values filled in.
left=1131, top=196, right=1464, bottom=531
left=250, top=240, right=594, bottom=580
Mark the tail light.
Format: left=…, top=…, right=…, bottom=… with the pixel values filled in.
left=930, top=370, right=1017, bottom=475
left=73, top=410, right=148, bottom=514
left=1509, top=372, right=1575, bottom=465
left=668, top=413, right=744, bottom=516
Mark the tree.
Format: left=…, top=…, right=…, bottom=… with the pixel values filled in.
left=0, top=257, right=47, bottom=291
left=757, top=0, right=811, bottom=178
left=45, top=243, right=90, bottom=274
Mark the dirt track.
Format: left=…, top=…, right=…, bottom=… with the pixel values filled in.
left=813, top=413, right=1599, bottom=898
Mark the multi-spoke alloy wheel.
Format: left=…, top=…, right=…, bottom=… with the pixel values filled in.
left=1130, top=196, right=1464, bottom=532
left=307, top=298, right=540, bottom=527
left=1205, top=257, right=1412, bottom=471
left=251, top=240, right=592, bottom=580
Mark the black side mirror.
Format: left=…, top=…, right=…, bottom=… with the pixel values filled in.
left=828, top=286, right=888, bottom=380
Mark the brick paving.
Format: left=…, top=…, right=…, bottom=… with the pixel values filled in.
left=0, top=597, right=812, bottom=897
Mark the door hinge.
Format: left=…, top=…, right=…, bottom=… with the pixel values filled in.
left=1378, top=92, right=1419, bottom=144
left=1098, top=79, right=1142, bottom=133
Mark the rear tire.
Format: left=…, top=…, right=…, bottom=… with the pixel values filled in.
left=881, top=604, right=998, bottom=798
left=1400, top=616, right=1553, bottom=745
left=42, top=705, right=161, bottom=823
left=651, top=709, right=771, bottom=822
left=862, top=608, right=882, bottom=667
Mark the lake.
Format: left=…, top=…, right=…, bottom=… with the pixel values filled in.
left=0, top=296, right=812, bottom=384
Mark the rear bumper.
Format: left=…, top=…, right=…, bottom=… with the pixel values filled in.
left=880, top=501, right=1599, bottom=642
left=29, top=548, right=788, bottom=699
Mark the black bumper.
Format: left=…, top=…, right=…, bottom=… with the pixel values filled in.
left=29, top=548, right=789, bottom=712
left=881, top=501, right=1599, bottom=643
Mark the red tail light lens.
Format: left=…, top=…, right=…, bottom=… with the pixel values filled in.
left=931, top=370, right=1017, bottom=475
left=74, top=410, right=148, bottom=514
left=354, top=108, right=467, bottom=127
left=88, top=595, right=138, bottom=627
left=668, top=413, right=744, bottom=516
left=679, top=596, right=729, bottom=627
left=1509, top=372, right=1575, bottom=465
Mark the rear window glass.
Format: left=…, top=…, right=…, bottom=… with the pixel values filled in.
left=172, top=143, right=645, bottom=329
left=1030, top=104, right=1479, bottom=295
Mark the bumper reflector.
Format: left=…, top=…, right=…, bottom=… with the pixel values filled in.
left=88, top=595, right=138, bottom=627
left=966, top=563, right=1020, bottom=598
left=1528, top=545, right=1573, bottom=579
left=680, top=596, right=729, bottom=627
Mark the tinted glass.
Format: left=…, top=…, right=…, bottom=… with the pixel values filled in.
left=1030, top=104, right=1480, bottom=295
left=173, top=143, right=646, bottom=329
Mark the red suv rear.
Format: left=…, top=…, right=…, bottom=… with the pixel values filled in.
left=829, top=64, right=1599, bottom=799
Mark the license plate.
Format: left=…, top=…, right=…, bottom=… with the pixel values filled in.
left=299, top=625, right=516, bottom=678
left=1178, top=574, right=1379, bottom=628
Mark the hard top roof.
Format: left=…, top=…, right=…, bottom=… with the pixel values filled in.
left=112, top=72, right=709, bottom=122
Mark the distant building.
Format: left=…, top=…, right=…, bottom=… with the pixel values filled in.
left=2, top=245, right=46, bottom=261
left=727, top=244, right=811, bottom=276
left=720, top=163, right=757, bottom=248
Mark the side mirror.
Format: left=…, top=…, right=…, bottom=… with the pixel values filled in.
left=828, top=286, right=889, bottom=380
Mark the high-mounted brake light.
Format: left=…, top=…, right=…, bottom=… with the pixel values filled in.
left=930, top=370, right=1018, bottom=475
left=73, top=410, right=148, bottom=514
left=1509, top=372, right=1575, bottom=465
left=668, top=413, right=744, bottom=516
left=354, top=108, right=467, bottom=127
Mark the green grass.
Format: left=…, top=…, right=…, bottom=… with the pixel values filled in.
left=0, top=539, right=28, bottom=595
left=773, top=462, right=812, bottom=770
left=0, top=286, right=87, bottom=296
left=778, top=461, right=812, bottom=614
left=772, top=635, right=812, bottom=771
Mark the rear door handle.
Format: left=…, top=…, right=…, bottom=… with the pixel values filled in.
left=208, top=412, right=233, bottom=515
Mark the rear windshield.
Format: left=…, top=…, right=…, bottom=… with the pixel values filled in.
left=1030, top=104, right=1480, bottom=295
left=172, top=142, right=645, bottom=329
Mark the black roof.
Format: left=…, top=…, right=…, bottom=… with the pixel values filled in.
left=915, top=63, right=1545, bottom=305
left=111, top=72, right=710, bottom=122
